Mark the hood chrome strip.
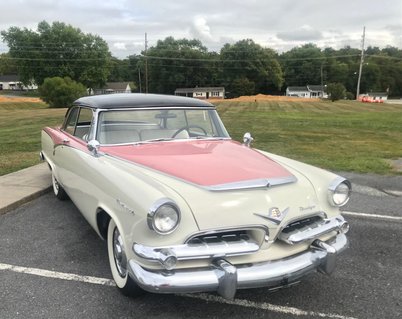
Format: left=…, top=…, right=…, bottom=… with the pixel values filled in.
left=205, top=176, right=297, bottom=191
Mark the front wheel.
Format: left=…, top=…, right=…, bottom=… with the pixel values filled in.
left=52, top=171, right=69, bottom=200
left=107, top=218, right=143, bottom=297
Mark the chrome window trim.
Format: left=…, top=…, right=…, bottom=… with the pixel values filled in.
left=93, top=107, right=228, bottom=144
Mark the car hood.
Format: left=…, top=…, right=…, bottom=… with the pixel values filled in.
left=103, top=139, right=295, bottom=190
left=102, top=140, right=328, bottom=232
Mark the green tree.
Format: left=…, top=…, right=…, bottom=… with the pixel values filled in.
left=1, top=21, right=111, bottom=89
left=39, top=76, right=86, bottom=108
left=280, top=44, right=324, bottom=87
left=327, top=83, right=346, bottom=101
left=231, top=77, right=255, bottom=97
left=144, top=37, right=216, bottom=94
left=220, top=39, right=283, bottom=96
left=0, top=53, right=17, bottom=75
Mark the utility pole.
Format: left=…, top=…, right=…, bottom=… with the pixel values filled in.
left=138, top=68, right=142, bottom=93
left=145, top=32, right=148, bottom=93
left=356, top=26, right=365, bottom=100
left=320, top=62, right=324, bottom=97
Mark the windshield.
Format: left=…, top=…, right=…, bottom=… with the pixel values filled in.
left=97, top=108, right=230, bottom=145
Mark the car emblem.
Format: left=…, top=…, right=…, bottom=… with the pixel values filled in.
left=116, top=199, right=135, bottom=215
left=254, top=207, right=289, bottom=225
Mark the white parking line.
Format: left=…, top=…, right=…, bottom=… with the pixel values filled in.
left=181, top=293, right=358, bottom=319
left=342, top=211, right=402, bottom=221
left=0, top=262, right=115, bottom=286
left=0, top=262, right=357, bottom=319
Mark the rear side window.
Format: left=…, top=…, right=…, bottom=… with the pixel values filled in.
left=63, top=107, right=93, bottom=140
left=64, top=107, right=80, bottom=135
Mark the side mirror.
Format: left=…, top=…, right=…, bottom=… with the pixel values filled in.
left=243, top=132, right=254, bottom=147
left=87, top=140, right=101, bottom=157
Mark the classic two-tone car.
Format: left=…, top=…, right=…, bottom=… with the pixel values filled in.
left=40, top=93, right=351, bottom=299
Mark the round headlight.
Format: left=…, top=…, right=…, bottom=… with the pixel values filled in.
left=148, top=199, right=180, bottom=235
left=328, top=178, right=351, bottom=207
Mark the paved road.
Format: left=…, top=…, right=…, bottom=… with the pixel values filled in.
left=0, top=179, right=401, bottom=318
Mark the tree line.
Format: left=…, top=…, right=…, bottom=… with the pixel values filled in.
left=2, top=21, right=402, bottom=100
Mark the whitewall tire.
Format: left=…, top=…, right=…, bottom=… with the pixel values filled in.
left=107, top=218, right=142, bottom=296
left=52, top=171, right=69, bottom=200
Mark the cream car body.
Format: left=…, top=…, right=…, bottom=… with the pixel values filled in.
left=41, top=93, right=350, bottom=299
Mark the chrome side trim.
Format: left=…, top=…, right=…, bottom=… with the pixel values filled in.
left=205, top=175, right=297, bottom=191
left=128, top=233, right=348, bottom=299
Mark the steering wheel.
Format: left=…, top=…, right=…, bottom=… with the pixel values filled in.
left=172, top=125, right=208, bottom=138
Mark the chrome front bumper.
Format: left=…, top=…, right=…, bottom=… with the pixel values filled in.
left=128, top=233, right=348, bottom=299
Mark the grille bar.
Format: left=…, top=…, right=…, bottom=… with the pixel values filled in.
left=278, top=216, right=347, bottom=245
left=134, top=232, right=260, bottom=264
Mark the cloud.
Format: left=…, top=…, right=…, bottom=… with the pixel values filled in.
left=189, top=16, right=214, bottom=42
left=277, top=25, right=323, bottom=42
left=0, top=0, right=400, bottom=58
left=113, top=42, right=127, bottom=50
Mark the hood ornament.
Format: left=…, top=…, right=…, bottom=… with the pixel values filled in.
left=254, top=207, right=289, bottom=225
left=243, top=132, right=254, bottom=147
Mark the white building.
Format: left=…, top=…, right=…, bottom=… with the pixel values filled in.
left=93, top=82, right=132, bottom=95
left=0, top=75, right=37, bottom=90
left=175, top=87, right=225, bottom=100
left=286, top=85, right=327, bottom=98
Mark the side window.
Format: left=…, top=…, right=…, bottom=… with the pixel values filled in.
left=64, top=107, right=80, bottom=135
left=75, top=108, right=93, bottom=140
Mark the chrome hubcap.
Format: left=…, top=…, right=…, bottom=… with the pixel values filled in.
left=113, top=227, right=127, bottom=277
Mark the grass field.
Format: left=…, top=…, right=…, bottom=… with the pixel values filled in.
left=215, top=99, right=402, bottom=175
left=0, top=101, right=66, bottom=175
left=0, top=99, right=401, bottom=176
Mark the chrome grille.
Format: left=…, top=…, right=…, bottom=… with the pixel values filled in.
left=279, top=215, right=346, bottom=245
left=187, top=230, right=251, bottom=245
left=281, top=216, right=323, bottom=234
left=134, top=229, right=263, bottom=263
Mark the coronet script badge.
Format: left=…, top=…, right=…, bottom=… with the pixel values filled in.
left=254, top=207, right=289, bottom=225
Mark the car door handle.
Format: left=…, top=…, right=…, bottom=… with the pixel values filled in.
left=63, top=138, right=70, bottom=144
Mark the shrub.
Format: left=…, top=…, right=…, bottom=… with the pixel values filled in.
left=345, top=92, right=355, bottom=100
left=327, top=83, right=346, bottom=102
left=39, top=77, right=87, bottom=108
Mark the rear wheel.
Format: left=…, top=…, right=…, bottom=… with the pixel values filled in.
left=107, top=218, right=143, bottom=296
left=52, top=171, right=69, bottom=200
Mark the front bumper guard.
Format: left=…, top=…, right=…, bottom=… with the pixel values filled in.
left=128, top=233, right=348, bottom=299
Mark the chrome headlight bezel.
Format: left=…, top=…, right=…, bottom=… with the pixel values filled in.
left=147, top=198, right=181, bottom=235
left=327, top=177, right=352, bottom=207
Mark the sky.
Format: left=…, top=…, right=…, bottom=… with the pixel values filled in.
left=0, top=0, right=401, bottom=58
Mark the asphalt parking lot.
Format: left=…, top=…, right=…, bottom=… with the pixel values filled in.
left=1, top=176, right=401, bottom=319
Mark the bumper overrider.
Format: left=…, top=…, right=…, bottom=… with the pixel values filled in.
left=128, top=216, right=349, bottom=299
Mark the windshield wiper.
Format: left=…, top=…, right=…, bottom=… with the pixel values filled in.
left=193, top=136, right=226, bottom=140
left=133, top=138, right=174, bottom=145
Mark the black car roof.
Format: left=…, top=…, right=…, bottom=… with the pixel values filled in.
left=73, top=93, right=215, bottom=109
